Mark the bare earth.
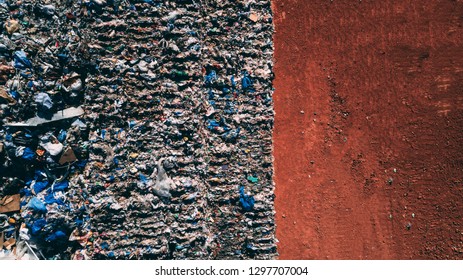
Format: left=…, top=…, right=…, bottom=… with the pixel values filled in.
left=273, top=0, right=463, bottom=259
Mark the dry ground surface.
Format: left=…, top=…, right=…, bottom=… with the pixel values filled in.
left=273, top=0, right=463, bottom=259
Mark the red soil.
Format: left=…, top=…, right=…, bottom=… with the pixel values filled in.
left=273, top=0, right=463, bottom=259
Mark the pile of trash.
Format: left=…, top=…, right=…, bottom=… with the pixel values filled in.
left=0, top=0, right=276, bottom=260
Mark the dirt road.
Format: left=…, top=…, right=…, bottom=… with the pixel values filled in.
left=273, top=0, right=463, bottom=259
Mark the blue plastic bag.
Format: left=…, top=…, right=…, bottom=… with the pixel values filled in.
left=33, top=181, right=49, bottom=194
left=52, top=181, right=69, bottom=192
left=231, top=75, right=236, bottom=88
left=13, top=50, right=32, bottom=69
left=8, top=90, right=19, bottom=100
left=205, top=70, right=217, bottom=85
left=139, top=174, right=148, bottom=184
left=31, top=218, right=47, bottom=235
left=76, top=160, right=88, bottom=168
left=44, top=193, right=64, bottom=205
left=207, top=119, right=220, bottom=130
left=241, top=72, right=252, bottom=90
left=20, top=188, right=33, bottom=197
left=239, top=186, right=255, bottom=211
left=22, top=147, right=35, bottom=161
left=100, top=242, right=109, bottom=250
left=27, top=197, right=47, bottom=213
left=57, top=129, right=67, bottom=142
left=46, top=231, right=66, bottom=242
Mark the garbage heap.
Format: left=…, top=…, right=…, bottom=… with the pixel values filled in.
left=0, top=0, right=276, bottom=260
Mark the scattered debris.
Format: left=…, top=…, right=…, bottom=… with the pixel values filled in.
left=0, top=0, right=276, bottom=260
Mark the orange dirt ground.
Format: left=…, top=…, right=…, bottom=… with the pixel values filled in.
left=273, top=0, right=463, bottom=259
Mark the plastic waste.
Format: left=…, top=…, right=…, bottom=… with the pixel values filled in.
left=34, top=92, right=53, bottom=110
left=27, top=198, right=47, bottom=213
left=13, top=51, right=32, bottom=69
left=152, top=159, right=174, bottom=199
left=0, top=0, right=276, bottom=260
left=239, top=186, right=255, bottom=212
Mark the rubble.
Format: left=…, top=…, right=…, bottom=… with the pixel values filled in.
left=0, top=0, right=276, bottom=260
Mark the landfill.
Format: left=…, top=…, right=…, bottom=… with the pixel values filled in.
left=0, top=0, right=276, bottom=260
